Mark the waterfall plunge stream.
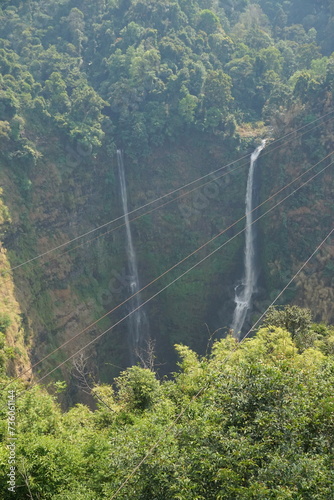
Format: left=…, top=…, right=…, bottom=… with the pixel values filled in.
left=117, top=150, right=148, bottom=360
left=231, top=140, right=266, bottom=337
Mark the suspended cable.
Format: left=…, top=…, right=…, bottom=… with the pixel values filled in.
left=3, top=154, right=332, bottom=398
left=4, top=110, right=334, bottom=276
left=1, top=110, right=331, bottom=327
left=49, top=127, right=334, bottom=266
left=109, top=225, right=334, bottom=499
left=2, top=150, right=332, bottom=389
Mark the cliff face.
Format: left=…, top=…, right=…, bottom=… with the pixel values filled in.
left=1, top=111, right=332, bottom=393
left=0, top=116, right=243, bottom=385
left=0, top=185, right=30, bottom=378
left=0, top=0, right=333, bottom=398
left=258, top=108, right=334, bottom=326
left=0, top=242, right=31, bottom=380
left=1, top=119, right=118, bottom=388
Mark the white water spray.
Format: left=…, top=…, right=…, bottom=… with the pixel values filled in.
left=231, top=140, right=266, bottom=337
left=116, top=150, right=147, bottom=358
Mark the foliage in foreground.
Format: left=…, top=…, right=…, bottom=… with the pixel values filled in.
left=0, top=309, right=334, bottom=499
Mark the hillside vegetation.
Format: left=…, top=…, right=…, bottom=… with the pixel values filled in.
left=0, top=0, right=333, bottom=156
left=1, top=307, right=334, bottom=498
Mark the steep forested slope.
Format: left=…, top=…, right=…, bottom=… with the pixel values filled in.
left=0, top=0, right=333, bottom=386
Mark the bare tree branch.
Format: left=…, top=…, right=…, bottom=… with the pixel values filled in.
left=19, top=459, right=35, bottom=500
left=135, top=338, right=159, bottom=371
left=72, top=352, right=95, bottom=391
left=204, top=323, right=224, bottom=357
left=72, top=352, right=116, bottom=413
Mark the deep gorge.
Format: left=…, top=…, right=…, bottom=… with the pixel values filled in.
left=0, top=0, right=333, bottom=400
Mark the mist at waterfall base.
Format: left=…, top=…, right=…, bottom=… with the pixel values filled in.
left=231, top=140, right=266, bottom=338
left=116, top=150, right=149, bottom=362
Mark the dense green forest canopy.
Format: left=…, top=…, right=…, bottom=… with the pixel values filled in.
left=1, top=308, right=334, bottom=498
left=0, top=0, right=333, bottom=158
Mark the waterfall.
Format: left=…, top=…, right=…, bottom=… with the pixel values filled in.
left=116, top=150, right=147, bottom=359
left=231, top=140, right=266, bottom=338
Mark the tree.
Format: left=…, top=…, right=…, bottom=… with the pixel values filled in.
left=225, top=55, right=257, bottom=115
left=65, top=8, right=86, bottom=56
left=115, top=365, right=161, bottom=411
left=178, top=92, right=198, bottom=124
left=1, top=321, right=334, bottom=498
left=297, top=43, right=322, bottom=69
left=43, top=71, right=71, bottom=114
left=258, top=46, right=283, bottom=75
left=208, top=32, right=234, bottom=63
left=202, top=69, right=233, bottom=127
left=262, top=305, right=316, bottom=350
left=197, top=9, right=220, bottom=35
left=292, top=71, right=320, bottom=104
left=0, top=90, right=18, bottom=120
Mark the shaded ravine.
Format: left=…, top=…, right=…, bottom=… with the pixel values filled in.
left=231, top=140, right=266, bottom=337
left=116, top=150, right=148, bottom=361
